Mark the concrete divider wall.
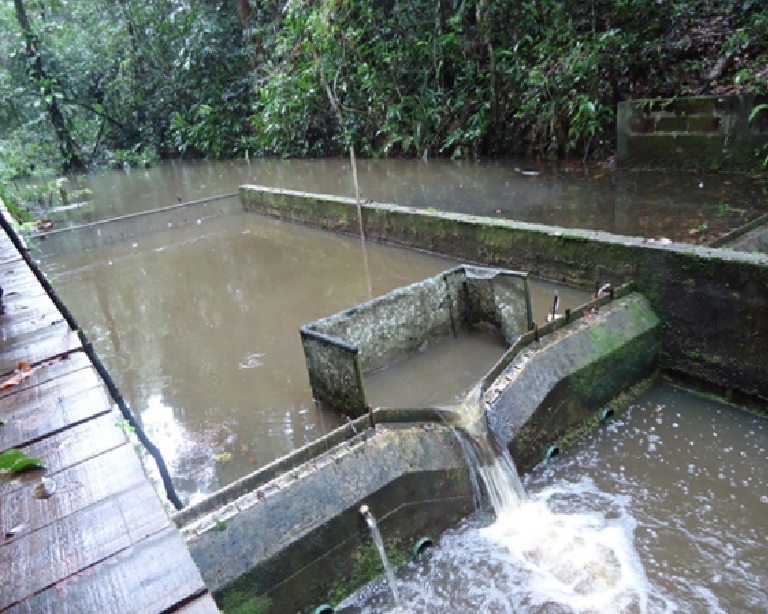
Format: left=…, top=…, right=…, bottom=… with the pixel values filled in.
left=301, top=265, right=530, bottom=415
left=485, top=294, right=660, bottom=470
left=178, top=294, right=662, bottom=613
left=181, top=425, right=474, bottom=613
left=241, top=186, right=768, bottom=403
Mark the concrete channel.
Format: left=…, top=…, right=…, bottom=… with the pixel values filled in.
left=6, top=183, right=767, bottom=613
left=162, top=186, right=677, bottom=612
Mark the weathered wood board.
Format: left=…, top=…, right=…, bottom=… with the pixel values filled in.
left=0, top=366, right=112, bottom=450
left=0, top=206, right=215, bottom=612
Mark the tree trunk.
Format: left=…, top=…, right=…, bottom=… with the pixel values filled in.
left=13, top=0, right=86, bottom=172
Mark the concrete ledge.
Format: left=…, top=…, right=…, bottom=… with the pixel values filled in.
left=484, top=294, right=660, bottom=469
left=180, top=425, right=471, bottom=610
left=240, top=185, right=768, bottom=402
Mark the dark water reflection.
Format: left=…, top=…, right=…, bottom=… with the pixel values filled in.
left=61, top=159, right=768, bottom=243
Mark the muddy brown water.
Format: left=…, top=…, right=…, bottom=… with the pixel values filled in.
left=39, top=161, right=768, bottom=609
left=57, top=158, right=768, bottom=244
left=41, top=211, right=589, bottom=504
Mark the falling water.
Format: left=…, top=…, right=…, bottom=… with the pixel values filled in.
left=360, top=505, right=403, bottom=610
left=339, top=384, right=652, bottom=613
left=451, top=383, right=526, bottom=515
left=455, top=431, right=526, bottom=515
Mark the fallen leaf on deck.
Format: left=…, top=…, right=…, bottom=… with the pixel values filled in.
left=212, top=452, right=232, bottom=462
left=0, top=362, right=35, bottom=390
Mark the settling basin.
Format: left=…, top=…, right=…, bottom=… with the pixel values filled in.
left=339, top=381, right=768, bottom=613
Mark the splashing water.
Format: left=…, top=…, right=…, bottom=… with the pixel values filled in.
left=341, top=477, right=650, bottom=614
left=339, top=386, right=652, bottom=613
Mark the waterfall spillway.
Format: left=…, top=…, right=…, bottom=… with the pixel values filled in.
left=360, top=505, right=403, bottom=610
left=455, top=431, right=526, bottom=516
left=451, top=383, right=526, bottom=516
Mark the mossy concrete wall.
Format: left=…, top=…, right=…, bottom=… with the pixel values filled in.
left=484, top=293, right=660, bottom=471
left=241, top=186, right=768, bottom=403
left=301, top=265, right=530, bottom=416
left=617, top=95, right=768, bottom=171
left=176, top=289, right=660, bottom=613
left=179, top=423, right=473, bottom=613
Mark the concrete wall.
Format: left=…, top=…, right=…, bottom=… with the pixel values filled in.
left=617, top=95, right=768, bottom=171
left=180, top=424, right=473, bottom=613
left=485, top=293, right=660, bottom=471
left=301, top=265, right=530, bottom=415
left=241, top=186, right=768, bottom=403
left=176, top=290, right=660, bottom=613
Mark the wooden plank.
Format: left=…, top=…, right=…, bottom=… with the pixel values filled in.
left=0, top=260, right=43, bottom=290
left=0, top=411, right=127, bottom=497
left=0, top=322, right=80, bottom=377
left=3, top=527, right=211, bottom=614
left=1, top=306, right=65, bottom=340
left=0, top=244, right=22, bottom=267
left=0, top=480, right=171, bottom=610
left=0, top=245, right=65, bottom=339
left=0, top=366, right=111, bottom=449
left=0, top=443, right=148, bottom=540
left=0, top=351, right=92, bottom=398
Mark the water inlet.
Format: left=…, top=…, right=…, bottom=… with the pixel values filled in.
left=599, top=407, right=615, bottom=423
left=313, top=605, right=335, bottom=614
left=545, top=445, right=560, bottom=461
left=359, top=504, right=403, bottom=608
left=413, top=536, right=434, bottom=557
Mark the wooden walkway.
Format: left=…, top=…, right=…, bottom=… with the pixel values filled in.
left=0, top=220, right=218, bottom=612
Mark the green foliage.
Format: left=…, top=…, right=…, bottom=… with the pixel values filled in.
left=0, top=448, right=45, bottom=473
left=246, top=0, right=695, bottom=160
left=748, top=103, right=768, bottom=168
left=1, top=0, right=254, bottom=171
left=115, top=419, right=136, bottom=435
left=111, top=145, right=158, bottom=169
left=2, top=0, right=768, bottom=167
